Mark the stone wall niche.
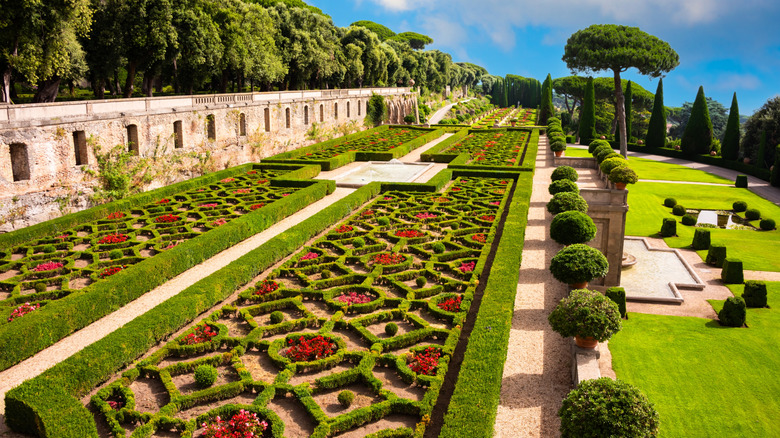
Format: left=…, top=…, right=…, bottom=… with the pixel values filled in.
left=10, top=143, right=31, bottom=181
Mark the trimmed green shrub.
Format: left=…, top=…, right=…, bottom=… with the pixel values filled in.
left=320, top=269, right=332, bottom=279
left=431, top=241, right=445, bottom=254
left=645, top=78, right=666, bottom=149
left=579, top=77, right=597, bottom=146
left=588, top=139, right=610, bottom=154
left=559, top=378, right=659, bottom=438
left=595, top=149, right=619, bottom=163
left=550, top=139, right=567, bottom=152
left=745, top=208, right=761, bottom=221
left=338, top=390, right=355, bottom=408
left=735, top=175, right=748, bottom=188
left=384, top=322, right=399, bottom=336
left=109, top=249, right=123, bottom=260
left=377, top=216, right=390, bottom=226
left=591, top=144, right=613, bottom=160
left=600, top=157, right=628, bottom=175
left=743, top=280, right=768, bottom=308
left=547, top=192, right=589, bottom=215
left=269, top=311, right=284, bottom=324
left=609, top=166, right=638, bottom=185
left=415, top=276, right=427, bottom=288
left=672, top=205, right=686, bottom=216
left=681, top=86, right=713, bottom=156
left=681, top=214, right=697, bottom=226
left=549, top=211, right=597, bottom=245
left=732, top=200, right=747, bottom=212
left=663, top=198, right=677, bottom=208
left=33, top=282, right=48, bottom=293
left=772, top=145, right=780, bottom=187
left=721, top=258, right=744, bottom=284
left=548, top=179, right=579, bottom=195
left=722, top=92, right=740, bottom=160
left=760, top=218, right=776, bottom=230
left=352, top=237, right=365, bottom=248
left=692, top=228, right=711, bottom=250
left=549, top=289, right=621, bottom=342
left=551, top=166, right=579, bottom=182
left=660, top=218, right=677, bottom=237
left=605, top=287, right=627, bottom=319
left=194, top=364, right=218, bottom=388
left=718, top=296, right=746, bottom=327
left=42, top=245, right=56, bottom=254
left=706, top=245, right=727, bottom=268
left=549, top=244, right=609, bottom=285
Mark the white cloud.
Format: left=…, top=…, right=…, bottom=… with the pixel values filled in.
left=713, top=73, right=762, bottom=91
left=367, top=0, right=421, bottom=12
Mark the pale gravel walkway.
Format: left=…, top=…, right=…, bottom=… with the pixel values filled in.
left=494, top=137, right=571, bottom=438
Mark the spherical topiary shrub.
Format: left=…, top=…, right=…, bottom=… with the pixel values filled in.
left=600, top=156, right=628, bottom=175
left=109, top=249, right=124, bottom=260
left=194, top=364, right=219, bottom=388
left=385, top=322, right=399, bottom=336
left=548, top=289, right=622, bottom=342
left=588, top=139, right=611, bottom=154
left=546, top=192, right=589, bottom=215
left=718, top=296, right=746, bottom=327
left=338, top=390, right=355, bottom=408
left=320, top=269, right=332, bottom=279
left=548, top=179, right=580, bottom=195
left=269, top=311, right=284, bottom=324
left=42, top=245, right=56, bottom=254
left=34, top=282, right=48, bottom=293
left=760, top=218, right=776, bottom=230
left=609, top=166, right=638, bottom=185
left=681, top=214, right=697, bottom=226
left=431, top=242, right=446, bottom=254
left=551, top=166, right=579, bottom=182
left=377, top=216, right=390, bottom=226
left=549, top=244, right=609, bottom=286
left=591, top=144, right=613, bottom=159
left=559, top=378, right=659, bottom=438
left=550, top=211, right=597, bottom=245
left=551, top=139, right=567, bottom=152
left=745, top=208, right=761, bottom=221
left=732, top=200, right=747, bottom=212
left=672, top=205, right=686, bottom=216
left=660, top=218, right=677, bottom=237
left=596, top=150, right=621, bottom=164
left=415, top=276, right=427, bottom=288
left=664, top=198, right=677, bottom=208
left=743, top=280, right=768, bottom=308
left=352, top=237, right=365, bottom=248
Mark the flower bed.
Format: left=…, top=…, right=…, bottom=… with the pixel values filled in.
left=283, top=335, right=337, bottom=362
left=296, top=127, right=430, bottom=160
left=444, top=129, right=529, bottom=166
left=334, top=291, right=374, bottom=305
left=32, top=261, right=63, bottom=272
left=253, top=280, right=280, bottom=296
left=409, top=347, right=442, bottom=375
left=371, top=252, right=406, bottom=265
left=97, top=234, right=129, bottom=245
left=202, top=410, right=268, bottom=438
left=8, top=302, right=41, bottom=322
left=394, top=229, right=425, bottom=238
left=437, top=296, right=463, bottom=312
left=180, top=324, right=218, bottom=345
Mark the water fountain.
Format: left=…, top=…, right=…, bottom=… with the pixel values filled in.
left=331, top=160, right=433, bottom=188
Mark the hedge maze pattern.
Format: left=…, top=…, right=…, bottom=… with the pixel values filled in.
left=298, top=128, right=428, bottom=160
left=444, top=130, right=530, bottom=166
left=91, top=177, right=511, bottom=438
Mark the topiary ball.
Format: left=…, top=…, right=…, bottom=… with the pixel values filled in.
left=551, top=166, right=579, bottom=182
left=337, top=390, right=355, bottom=408
left=431, top=242, right=446, bottom=254
left=194, top=364, right=219, bottom=388
left=415, top=276, right=427, bottom=288
left=591, top=144, right=613, bottom=159
left=34, top=282, right=48, bottom=293
left=745, top=208, right=761, bottom=221
left=377, top=216, right=390, bottom=226
left=548, top=289, right=621, bottom=341
left=588, top=139, right=611, bottom=154
left=551, top=139, right=567, bottom=152
left=760, top=218, right=776, bottom=230
left=559, top=378, right=659, bottom=438
left=269, top=311, right=284, bottom=324
left=320, top=269, right=332, bottom=279
left=42, top=245, right=56, bottom=254
left=549, top=244, right=609, bottom=286
left=681, top=214, right=697, bottom=226
left=352, top=237, right=365, bottom=248
left=600, top=157, right=628, bottom=176
left=548, top=179, right=580, bottom=195
left=732, top=201, right=747, bottom=212
left=672, top=205, right=686, bottom=216
left=109, top=249, right=124, bottom=260
left=385, top=322, right=399, bottom=336
left=550, top=211, right=597, bottom=245
left=547, top=192, right=589, bottom=215
left=718, top=296, right=746, bottom=327
left=664, top=198, right=677, bottom=208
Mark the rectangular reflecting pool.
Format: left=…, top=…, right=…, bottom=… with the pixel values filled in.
left=333, top=161, right=433, bottom=187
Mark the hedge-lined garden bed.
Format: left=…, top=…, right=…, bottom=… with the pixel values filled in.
left=421, top=128, right=539, bottom=172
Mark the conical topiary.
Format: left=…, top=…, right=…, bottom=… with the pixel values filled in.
left=579, top=77, right=597, bottom=146
left=756, top=130, right=768, bottom=168
left=681, top=86, right=713, bottom=156
left=539, top=73, right=555, bottom=125
left=645, top=79, right=666, bottom=149
left=721, top=92, right=740, bottom=160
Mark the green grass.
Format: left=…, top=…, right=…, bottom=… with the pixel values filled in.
left=625, top=182, right=780, bottom=271
left=609, top=282, right=780, bottom=438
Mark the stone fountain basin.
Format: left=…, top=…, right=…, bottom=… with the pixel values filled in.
left=332, top=161, right=433, bottom=188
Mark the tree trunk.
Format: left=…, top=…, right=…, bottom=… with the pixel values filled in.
left=219, top=71, right=228, bottom=93
left=33, top=76, right=62, bottom=102
left=611, top=113, right=618, bottom=136
left=141, top=70, right=154, bottom=97
left=113, top=70, right=122, bottom=96
left=613, top=70, right=627, bottom=157
left=1, top=65, right=11, bottom=103
left=91, top=74, right=106, bottom=99
left=124, top=62, right=137, bottom=98
left=67, top=79, right=75, bottom=98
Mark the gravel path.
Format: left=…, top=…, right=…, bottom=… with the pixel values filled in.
left=427, top=99, right=472, bottom=125
left=494, top=137, right=571, bottom=438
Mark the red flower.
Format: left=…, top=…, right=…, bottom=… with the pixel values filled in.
left=254, top=280, right=280, bottom=296
left=479, top=215, right=495, bottom=221
left=155, top=214, right=181, bottom=223
left=437, top=296, right=463, bottom=312
left=98, top=233, right=128, bottom=245
left=409, top=347, right=441, bottom=375
left=395, top=229, right=424, bottom=238
left=334, top=292, right=373, bottom=305
left=471, top=233, right=487, bottom=243
left=8, top=302, right=41, bottom=321
left=301, top=252, right=319, bottom=260
left=106, top=212, right=125, bottom=220
left=181, top=324, right=217, bottom=345
left=33, top=261, right=64, bottom=272
left=371, top=252, right=406, bottom=265
left=156, top=198, right=170, bottom=204
left=459, top=261, right=476, bottom=273
left=283, top=335, right=337, bottom=362
left=220, top=177, right=235, bottom=183
left=99, top=265, right=125, bottom=278
left=336, top=225, right=353, bottom=233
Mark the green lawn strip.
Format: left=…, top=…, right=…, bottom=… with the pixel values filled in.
left=4, top=183, right=383, bottom=437
left=438, top=172, right=533, bottom=437
left=625, top=182, right=780, bottom=271
left=609, top=282, right=780, bottom=438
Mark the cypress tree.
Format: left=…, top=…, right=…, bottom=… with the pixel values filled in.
left=757, top=130, right=767, bottom=168
left=681, top=86, right=713, bottom=156
left=539, top=74, right=554, bottom=124
left=722, top=92, right=741, bottom=160
left=645, top=79, right=666, bottom=148
left=771, top=145, right=780, bottom=187
left=617, top=81, right=633, bottom=145
left=579, top=77, right=597, bottom=145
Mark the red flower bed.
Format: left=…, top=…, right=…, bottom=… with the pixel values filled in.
left=181, top=324, right=217, bottom=345
left=409, top=347, right=441, bottom=375
left=471, top=233, right=487, bottom=243
left=371, top=252, right=406, bottom=265
left=432, top=197, right=450, bottom=203
left=56, top=234, right=69, bottom=240
left=334, top=292, right=373, bottom=305
left=202, top=409, right=268, bottom=438
left=199, top=203, right=219, bottom=209
left=156, top=198, right=170, bottom=204
left=211, top=218, right=227, bottom=227
left=250, top=203, right=265, bottom=210
left=415, top=212, right=437, bottom=219
left=220, top=177, right=235, bottom=183
left=33, top=261, right=64, bottom=272
left=361, top=210, right=375, bottom=216
left=233, top=188, right=251, bottom=194
left=284, top=335, right=337, bottom=362
left=479, top=215, right=495, bottom=221
left=300, top=252, right=319, bottom=260
left=459, top=261, right=476, bottom=273
left=98, top=234, right=128, bottom=245
left=490, top=201, right=501, bottom=206
left=8, top=302, right=41, bottom=322
left=437, top=296, right=463, bottom=312
left=106, top=212, right=125, bottom=220
left=336, top=225, right=353, bottom=233
left=256, top=179, right=268, bottom=184
left=99, top=265, right=125, bottom=278
left=155, top=214, right=181, bottom=223
left=254, top=280, right=280, bottom=296
left=395, top=229, right=424, bottom=238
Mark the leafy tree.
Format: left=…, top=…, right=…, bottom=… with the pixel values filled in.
left=253, top=0, right=326, bottom=16
left=741, top=96, right=780, bottom=165
left=562, top=24, right=679, bottom=156
left=669, top=96, right=728, bottom=140
left=388, top=32, right=433, bottom=50
left=681, top=86, right=713, bottom=156
left=172, top=1, right=223, bottom=94
left=578, top=77, right=596, bottom=145
left=350, top=20, right=395, bottom=41
left=553, top=76, right=586, bottom=118
left=722, top=92, right=741, bottom=160
left=539, top=73, right=554, bottom=124
left=365, top=93, right=387, bottom=126
left=616, top=81, right=632, bottom=145
left=83, top=0, right=126, bottom=99
left=756, top=130, right=768, bottom=168
left=645, top=78, right=667, bottom=148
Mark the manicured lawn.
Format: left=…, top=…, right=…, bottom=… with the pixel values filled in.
left=609, top=282, right=780, bottom=437
left=625, top=182, right=780, bottom=271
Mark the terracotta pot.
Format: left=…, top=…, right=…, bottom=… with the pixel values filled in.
left=554, top=150, right=564, bottom=157
left=615, top=182, right=627, bottom=190
left=511, top=122, right=516, bottom=127
left=569, top=281, right=588, bottom=289
left=575, top=335, right=598, bottom=348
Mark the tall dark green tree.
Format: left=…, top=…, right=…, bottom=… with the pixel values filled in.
left=757, top=130, right=768, bottom=168
left=681, top=86, right=713, bottom=156
left=616, top=80, right=632, bottom=144
left=771, top=145, right=780, bottom=187
left=562, top=24, right=679, bottom=157
left=539, top=73, right=554, bottom=124
left=579, top=77, right=596, bottom=145
left=741, top=96, right=780, bottom=163
left=721, top=92, right=741, bottom=160
left=645, top=79, right=666, bottom=148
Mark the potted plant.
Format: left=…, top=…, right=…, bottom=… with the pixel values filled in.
left=549, top=244, right=609, bottom=288
left=548, top=289, right=622, bottom=348
left=609, top=166, right=638, bottom=190
left=510, top=117, right=518, bottom=127
left=550, top=139, right=567, bottom=157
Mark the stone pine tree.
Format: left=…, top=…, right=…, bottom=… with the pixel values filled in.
left=645, top=79, right=666, bottom=148
left=681, top=86, right=713, bottom=156
left=721, top=92, right=741, bottom=160
left=578, top=77, right=597, bottom=145
left=562, top=25, right=679, bottom=157
left=616, top=81, right=633, bottom=145
left=539, top=73, right=555, bottom=124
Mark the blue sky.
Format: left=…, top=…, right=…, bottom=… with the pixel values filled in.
left=308, top=0, right=780, bottom=114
